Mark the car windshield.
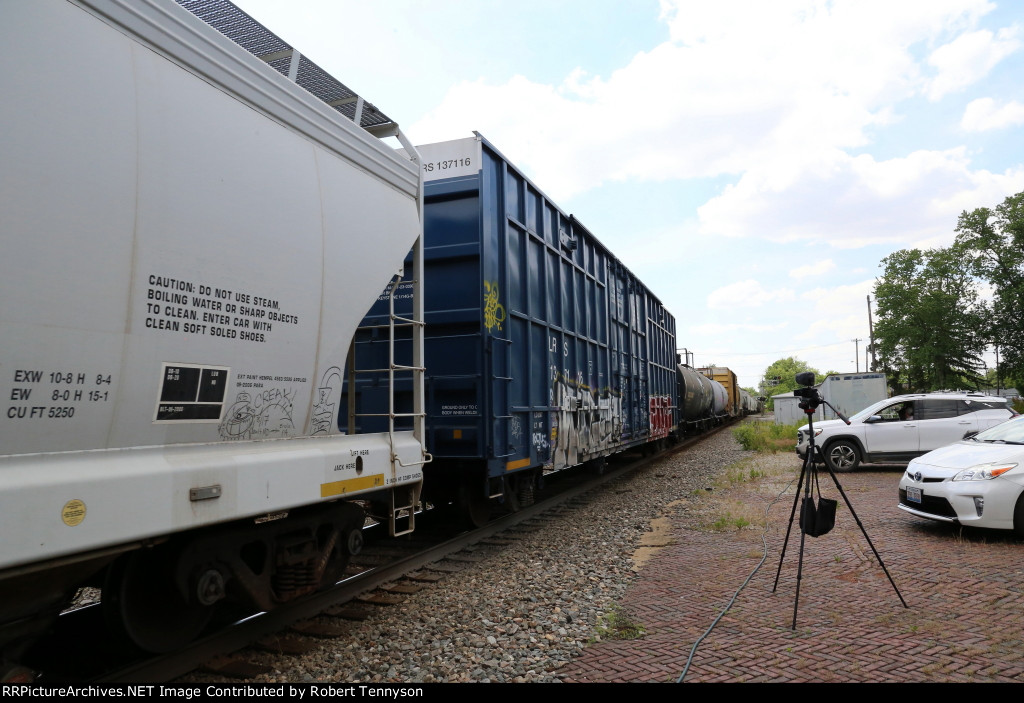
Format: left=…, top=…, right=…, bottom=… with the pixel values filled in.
left=972, top=416, right=1024, bottom=444
left=847, top=398, right=898, bottom=422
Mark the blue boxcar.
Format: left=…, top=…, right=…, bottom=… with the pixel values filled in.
left=347, top=134, right=677, bottom=514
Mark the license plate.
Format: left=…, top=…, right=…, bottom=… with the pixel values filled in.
left=906, top=486, right=922, bottom=504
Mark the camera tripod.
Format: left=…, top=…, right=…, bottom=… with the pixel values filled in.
left=772, top=397, right=907, bottom=629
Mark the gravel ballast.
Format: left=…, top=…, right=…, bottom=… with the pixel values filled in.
left=182, top=426, right=756, bottom=684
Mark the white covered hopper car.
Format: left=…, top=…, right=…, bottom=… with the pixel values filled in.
left=0, top=0, right=428, bottom=666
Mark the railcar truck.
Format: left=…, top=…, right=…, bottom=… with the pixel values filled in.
left=0, top=0, right=428, bottom=671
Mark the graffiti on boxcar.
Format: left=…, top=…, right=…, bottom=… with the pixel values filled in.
left=483, top=281, right=506, bottom=332
left=649, top=395, right=673, bottom=440
left=549, top=373, right=623, bottom=470
left=620, top=377, right=633, bottom=438
left=532, top=412, right=548, bottom=461
left=510, top=415, right=523, bottom=443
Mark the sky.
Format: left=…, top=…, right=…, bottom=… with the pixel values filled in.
left=234, top=0, right=1024, bottom=392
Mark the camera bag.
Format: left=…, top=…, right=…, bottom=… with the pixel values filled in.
left=798, top=471, right=837, bottom=538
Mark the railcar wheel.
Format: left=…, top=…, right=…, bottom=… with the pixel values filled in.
left=458, top=483, right=490, bottom=529
left=102, top=548, right=213, bottom=653
left=824, top=440, right=860, bottom=473
left=317, top=508, right=366, bottom=590
left=502, top=475, right=522, bottom=513
left=517, top=473, right=536, bottom=508
left=346, top=526, right=364, bottom=556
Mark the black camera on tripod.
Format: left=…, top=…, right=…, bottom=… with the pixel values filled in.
left=772, top=370, right=906, bottom=628
left=792, top=371, right=820, bottom=411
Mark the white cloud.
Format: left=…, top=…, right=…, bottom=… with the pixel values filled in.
left=695, top=148, right=1024, bottom=248
left=688, top=322, right=778, bottom=336
left=408, top=1, right=1023, bottom=261
left=707, top=280, right=796, bottom=310
left=790, top=260, right=837, bottom=279
left=804, top=278, right=878, bottom=306
left=961, top=97, right=1024, bottom=131
left=925, top=27, right=1021, bottom=100
left=798, top=280, right=877, bottom=341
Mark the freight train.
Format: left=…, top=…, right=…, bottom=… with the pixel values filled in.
left=0, top=0, right=747, bottom=674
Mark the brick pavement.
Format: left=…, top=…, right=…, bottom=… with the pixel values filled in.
left=558, top=445, right=1024, bottom=683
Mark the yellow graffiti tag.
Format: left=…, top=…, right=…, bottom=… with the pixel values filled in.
left=484, top=281, right=506, bottom=331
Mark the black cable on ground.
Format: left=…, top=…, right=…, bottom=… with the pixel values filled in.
left=676, top=473, right=797, bottom=683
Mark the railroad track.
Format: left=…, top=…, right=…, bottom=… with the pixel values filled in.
left=24, top=423, right=734, bottom=683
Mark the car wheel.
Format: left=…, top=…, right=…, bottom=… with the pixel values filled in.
left=1014, top=495, right=1024, bottom=539
left=824, top=440, right=860, bottom=473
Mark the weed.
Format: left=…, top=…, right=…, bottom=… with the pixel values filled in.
left=732, top=421, right=800, bottom=453
left=708, top=512, right=753, bottom=530
left=589, top=605, right=646, bottom=642
left=718, top=459, right=771, bottom=489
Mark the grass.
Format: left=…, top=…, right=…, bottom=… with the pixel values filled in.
left=696, top=455, right=799, bottom=532
left=732, top=420, right=801, bottom=452
left=706, top=495, right=768, bottom=531
left=714, top=455, right=799, bottom=492
left=720, top=459, right=781, bottom=487
left=710, top=514, right=751, bottom=530
left=590, top=605, right=646, bottom=641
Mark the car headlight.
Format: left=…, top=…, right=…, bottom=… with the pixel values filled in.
left=951, top=463, right=1018, bottom=481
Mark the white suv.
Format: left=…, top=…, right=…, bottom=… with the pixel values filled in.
left=795, top=393, right=1015, bottom=472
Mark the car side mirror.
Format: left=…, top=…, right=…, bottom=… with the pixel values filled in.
left=864, top=415, right=882, bottom=423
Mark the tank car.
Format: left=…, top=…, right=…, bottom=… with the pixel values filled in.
left=346, top=134, right=679, bottom=525
left=699, top=367, right=742, bottom=417
left=676, top=364, right=727, bottom=433
left=0, top=0, right=429, bottom=666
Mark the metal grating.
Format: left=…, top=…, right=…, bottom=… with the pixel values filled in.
left=175, top=0, right=396, bottom=134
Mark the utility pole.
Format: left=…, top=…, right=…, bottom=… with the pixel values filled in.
left=852, top=338, right=862, bottom=372
left=996, top=344, right=1001, bottom=395
left=866, top=295, right=875, bottom=371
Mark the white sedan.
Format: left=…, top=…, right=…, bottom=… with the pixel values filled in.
left=898, top=414, right=1024, bottom=536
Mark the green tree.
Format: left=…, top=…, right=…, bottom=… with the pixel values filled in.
left=954, top=191, right=1024, bottom=384
left=761, top=357, right=819, bottom=409
left=982, top=365, right=1021, bottom=394
left=873, top=245, right=988, bottom=392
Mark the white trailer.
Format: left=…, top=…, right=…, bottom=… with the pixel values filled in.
left=819, top=373, right=888, bottom=420
left=1, top=0, right=427, bottom=663
left=772, top=392, right=823, bottom=425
